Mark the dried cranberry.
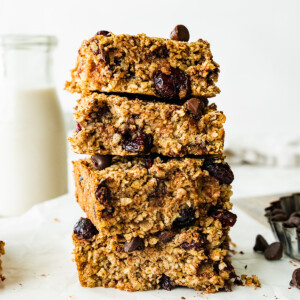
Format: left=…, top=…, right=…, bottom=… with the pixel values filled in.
left=203, top=159, right=234, bottom=185
left=123, top=133, right=153, bottom=154
left=172, top=207, right=196, bottom=228
left=153, top=67, right=191, bottom=100
left=95, top=183, right=111, bottom=205
left=145, top=157, right=153, bottom=169
left=76, top=123, right=82, bottom=133
left=73, top=218, right=98, bottom=239
left=160, top=274, right=175, bottom=291
left=211, top=209, right=237, bottom=227
left=96, top=30, right=111, bottom=37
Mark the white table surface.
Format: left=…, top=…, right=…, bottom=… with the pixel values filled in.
left=1, top=165, right=300, bottom=299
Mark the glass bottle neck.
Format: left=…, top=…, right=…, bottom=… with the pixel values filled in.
left=0, top=35, right=57, bottom=90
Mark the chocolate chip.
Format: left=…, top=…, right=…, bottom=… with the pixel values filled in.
left=203, top=159, right=234, bottom=185
left=96, top=30, right=111, bottom=37
left=180, top=241, right=204, bottom=250
left=123, top=237, right=144, bottom=252
left=284, top=216, right=300, bottom=228
left=270, top=214, right=288, bottom=222
left=73, top=218, right=98, bottom=239
left=95, top=183, right=111, bottom=205
left=160, top=274, right=175, bottom=291
left=264, top=242, right=283, bottom=260
left=170, top=25, right=190, bottom=42
left=99, top=46, right=110, bottom=64
left=158, top=231, right=177, bottom=243
left=291, top=268, right=300, bottom=289
left=76, top=122, right=82, bottom=133
left=123, top=132, right=153, bottom=154
left=172, top=207, right=196, bottom=229
left=183, top=98, right=208, bottom=118
left=91, top=155, right=112, bottom=171
left=211, top=209, right=237, bottom=227
left=153, top=67, right=191, bottom=100
left=253, top=234, right=269, bottom=252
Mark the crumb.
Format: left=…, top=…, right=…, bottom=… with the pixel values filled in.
left=41, top=274, right=47, bottom=277
left=241, top=274, right=261, bottom=289
left=245, top=265, right=247, bottom=269
left=240, top=251, right=244, bottom=255
left=19, top=283, right=23, bottom=287
left=229, top=249, right=237, bottom=255
left=54, top=218, right=60, bottom=222
left=181, top=297, right=186, bottom=299
left=289, top=260, right=300, bottom=267
left=230, top=242, right=237, bottom=248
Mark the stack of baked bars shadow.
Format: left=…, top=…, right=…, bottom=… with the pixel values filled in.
left=66, top=25, right=237, bottom=293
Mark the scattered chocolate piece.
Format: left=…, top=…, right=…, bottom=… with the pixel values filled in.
left=264, top=242, right=283, bottom=260
left=160, top=274, right=175, bottom=291
left=172, top=207, right=196, bottom=228
left=170, top=25, right=190, bottom=42
left=158, top=231, right=177, bottom=243
left=95, top=183, right=111, bottom=205
left=73, top=218, right=98, bottom=239
left=153, top=67, right=191, bottom=100
left=76, top=122, right=82, bottom=133
left=253, top=235, right=269, bottom=252
left=96, top=30, right=111, bottom=37
left=91, top=155, right=112, bottom=171
left=123, top=237, right=145, bottom=252
left=203, top=159, right=234, bottom=185
left=123, top=133, right=153, bottom=154
left=211, top=209, right=237, bottom=227
left=183, top=98, right=207, bottom=118
left=291, top=268, right=300, bottom=289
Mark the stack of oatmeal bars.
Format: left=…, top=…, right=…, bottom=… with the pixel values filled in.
left=66, top=25, right=237, bottom=293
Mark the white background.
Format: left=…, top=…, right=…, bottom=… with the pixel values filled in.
left=1, top=0, right=300, bottom=141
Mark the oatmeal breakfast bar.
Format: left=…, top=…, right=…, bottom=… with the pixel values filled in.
left=73, top=217, right=235, bottom=292
left=65, top=30, right=220, bottom=100
left=70, top=93, right=225, bottom=157
left=73, top=155, right=235, bottom=237
left=0, top=241, right=4, bottom=281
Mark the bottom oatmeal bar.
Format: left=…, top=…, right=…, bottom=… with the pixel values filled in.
left=73, top=218, right=235, bottom=292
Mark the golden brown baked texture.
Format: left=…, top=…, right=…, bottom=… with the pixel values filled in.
left=72, top=221, right=234, bottom=292
left=73, top=156, right=234, bottom=238
left=70, top=93, right=225, bottom=157
left=0, top=241, right=5, bottom=280
left=65, top=33, right=220, bottom=99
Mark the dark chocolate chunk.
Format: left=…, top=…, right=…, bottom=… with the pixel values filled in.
left=160, top=274, right=175, bottom=291
left=95, top=183, right=111, bottom=205
left=153, top=67, right=191, bottom=100
left=76, top=122, right=82, bottom=133
left=91, top=155, right=112, bottom=171
left=203, top=159, right=234, bottom=185
left=170, top=25, right=190, bottom=42
left=253, top=234, right=269, bottom=252
left=211, top=209, right=237, bottom=227
left=96, top=30, right=111, bottom=37
left=123, top=237, right=145, bottom=252
left=172, top=207, right=196, bottom=228
left=99, top=46, right=110, bottom=64
left=123, top=133, right=153, bottom=154
left=158, top=230, right=177, bottom=243
left=73, top=218, right=98, bottom=239
left=183, top=98, right=207, bottom=118
left=291, top=268, right=300, bottom=289
left=264, top=242, right=283, bottom=260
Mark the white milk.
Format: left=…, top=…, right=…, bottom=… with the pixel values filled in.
left=0, top=86, right=67, bottom=216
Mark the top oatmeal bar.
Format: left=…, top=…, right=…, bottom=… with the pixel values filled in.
left=65, top=32, right=220, bottom=100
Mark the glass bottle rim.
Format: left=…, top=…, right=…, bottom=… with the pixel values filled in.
left=0, top=34, right=58, bottom=49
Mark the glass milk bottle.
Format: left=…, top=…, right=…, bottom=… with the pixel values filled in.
left=0, top=35, right=67, bottom=216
